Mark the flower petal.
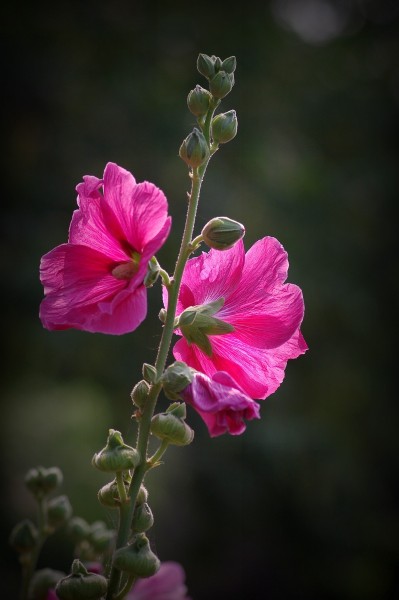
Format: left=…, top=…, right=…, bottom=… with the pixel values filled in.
left=40, top=244, right=147, bottom=334
left=130, top=561, right=191, bottom=600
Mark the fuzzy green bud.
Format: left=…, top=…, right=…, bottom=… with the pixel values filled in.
left=66, top=517, right=91, bottom=544
left=151, top=403, right=194, bottom=446
left=97, top=477, right=128, bottom=509
left=113, top=533, right=160, bottom=578
left=25, top=466, right=63, bottom=498
left=47, top=495, right=73, bottom=530
left=55, top=559, right=107, bottom=600
left=131, top=379, right=150, bottom=409
left=137, top=484, right=149, bottom=505
left=162, top=361, right=195, bottom=401
left=201, top=216, right=245, bottom=250
left=142, top=363, right=157, bottom=384
left=9, top=519, right=38, bottom=553
left=187, top=85, right=212, bottom=117
left=179, top=128, right=209, bottom=168
left=89, top=526, right=115, bottom=554
left=211, top=110, right=238, bottom=144
left=197, top=53, right=216, bottom=79
left=178, top=297, right=234, bottom=356
left=209, top=70, right=234, bottom=99
left=132, top=502, right=154, bottom=533
left=29, top=568, right=66, bottom=600
left=92, top=429, right=140, bottom=472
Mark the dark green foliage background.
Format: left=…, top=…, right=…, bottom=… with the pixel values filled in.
left=1, top=1, right=398, bottom=598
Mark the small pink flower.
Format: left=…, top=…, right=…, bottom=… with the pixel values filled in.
left=40, top=162, right=171, bottom=334
left=181, top=371, right=260, bottom=437
left=171, top=237, right=307, bottom=399
left=128, top=561, right=191, bottom=600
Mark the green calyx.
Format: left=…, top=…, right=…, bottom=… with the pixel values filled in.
left=211, top=110, right=238, bottom=144
left=28, top=568, right=66, bottom=599
left=177, top=297, right=234, bottom=356
left=113, top=533, right=160, bottom=578
left=151, top=403, right=194, bottom=447
left=187, top=85, right=212, bottom=117
left=55, top=559, right=108, bottom=600
left=9, top=519, right=38, bottom=553
left=92, top=429, right=140, bottom=473
left=161, top=361, right=195, bottom=401
left=179, top=128, right=210, bottom=168
left=47, top=495, right=73, bottom=530
left=132, top=502, right=154, bottom=533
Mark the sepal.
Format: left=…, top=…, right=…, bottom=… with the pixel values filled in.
left=55, top=559, right=108, bottom=600
left=92, top=429, right=140, bottom=472
left=201, top=216, right=245, bottom=250
left=151, top=402, right=194, bottom=446
left=113, top=533, right=160, bottom=578
left=25, top=466, right=63, bottom=498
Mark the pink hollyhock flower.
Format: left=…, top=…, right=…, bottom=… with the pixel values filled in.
left=181, top=371, right=260, bottom=437
left=171, top=237, right=307, bottom=399
left=127, top=561, right=191, bottom=600
left=40, top=162, right=171, bottom=334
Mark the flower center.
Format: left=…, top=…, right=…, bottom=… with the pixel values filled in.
left=112, top=251, right=141, bottom=280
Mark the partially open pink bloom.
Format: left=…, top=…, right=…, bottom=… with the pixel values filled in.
left=181, top=371, right=260, bottom=437
left=40, top=162, right=171, bottom=334
left=127, top=561, right=191, bottom=600
left=171, top=237, right=307, bottom=399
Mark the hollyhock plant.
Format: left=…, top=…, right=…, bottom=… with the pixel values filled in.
left=171, top=237, right=308, bottom=399
left=40, top=162, right=171, bottom=334
left=181, top=371, right=261, bottom=437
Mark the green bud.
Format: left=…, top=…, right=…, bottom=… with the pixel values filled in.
left=187, top=85, right=212, bottom=117
left=179, top=128, right=210, bottom=168
left=137, top=484, right=149, bottom=505
left=151, top=403, right=194, bottom=446
left=201, top=216, right=245, bottom=250
left=209, top=70, right=234, bottom=99
left=66, top=516, right=91, bottom=544
left=211, top=110, right=238, bottom=144
left=28, top=568, right=66, bottom=600
left=142, top=363, right=157, bottom=384
left=9, top=519, right=38, bottom=553
left=92, top=429, right=140, bottom=472
left=131, top=379, right=150, bottom=409
left=113, top=533, right=160, bottom=578
left=132, top=502, right=154, bottom=533
left=55, top=559, right=107, bottom=600
left=97, top=477, right=129, bottom=509
left=221, top=56, right=237, bottom=74
left=25, top=466, right=63, bottom=498
left=47, top=495, right=73, bottom=529
left=158, top=308, right=167, bottom=323
left=177, top=298, right=234, bottom=356
left=144, top=257, right=160, bottom=288
left=197, top=53, right=216, bottom=79
left=89, top=526, right=115, bottom=554
left=162, top=361, right=195, bottom=401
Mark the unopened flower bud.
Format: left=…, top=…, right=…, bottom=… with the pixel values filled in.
left=197, top=53, right=216, bottom=79
left=211, top=110, right=238, bottom=144
left=151, top=403, right=194, bottom=446
left=89, top=526, right=115, bottom=554
left=187, top=85, right=212, bottom=117
left=47, top=495, right=73, bottom=529
left=221, top=56, right=237, bottom=74
left=158, top=308, right=167, bottom=323
left=144, top=258, right=160, bottom=288
left=29, top=568, right=66, bottom=600
left=25, top=466, right=63, bottom=498
left=131, top=379, right=150, bottom=409
left=137, top=484, right=149, bottom=505
left=142, top=363, right=157, bottom=384
left=179, top=128, right=209, bottom=168
left=92, top=429, right=140, bottom=472
left=162, top=361, right=195, bottom=401
left=55, top=559, right=107, bottom=600
left=66, top=516, right=91, bottom=544
left=201, top=216, right=245, bottom=250
left=113, top=533, right=160, bottom=578
left=178, top=298, right=234, bottom=356
left=9, top=519, right=38, bottom=553
left=209, top=70, right=234, bottom=99
left=132, top=502, right=154, bottom=533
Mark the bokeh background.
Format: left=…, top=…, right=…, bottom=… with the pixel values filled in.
left=2, top=1, right=398, bottom=598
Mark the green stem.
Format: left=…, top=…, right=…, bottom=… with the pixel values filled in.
left=113, top=574, right=136, bottom=600
left=148, top=439, right=170, bottom=466
left=106, top=99, right=218, bottom=600
left=20, top=497, right=47, bottom=600
left=116, top=471, right=128, bottom=504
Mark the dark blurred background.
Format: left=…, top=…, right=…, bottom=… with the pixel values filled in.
left=1, top=1, right=399, bottom=598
